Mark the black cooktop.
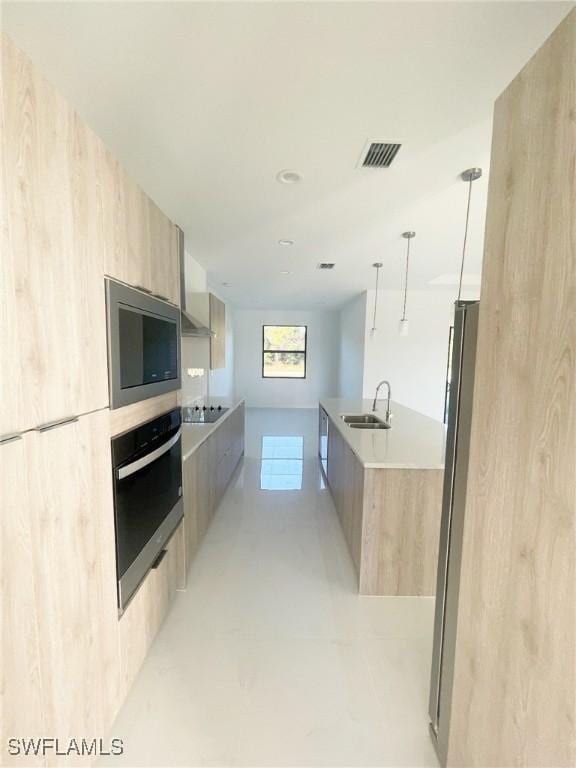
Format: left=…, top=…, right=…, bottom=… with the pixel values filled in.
left=182, top=405, right=228, bottom=424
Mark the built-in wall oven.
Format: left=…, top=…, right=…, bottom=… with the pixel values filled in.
left=112, top=408, right=183, bottom=611
left=106, top=278, right=181, bottom=409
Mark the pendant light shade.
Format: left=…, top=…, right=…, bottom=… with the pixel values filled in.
left=399, top=231, right=415, bottom=336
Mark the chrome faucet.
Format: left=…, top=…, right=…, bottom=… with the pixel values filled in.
left=372, top=380, right=392, bottom=422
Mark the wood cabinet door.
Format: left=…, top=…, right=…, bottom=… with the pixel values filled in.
left=148, top=214, right=180, bottom=306
left=1, top=36, right=109, bottom=435
left=100, top=152, right=178, bottom=304
left=1, top=410, right=120, bottom=759
left=118, top=521, right=185, bottom=699
left=209, top=294, right=226, bottom=369
left=195, top=439, right=213, bottom=543
left=182, top=448, right=200, bottom=571
left=1, top=433, right=46, bottom=767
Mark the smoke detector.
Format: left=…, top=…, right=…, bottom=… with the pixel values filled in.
left=359, top=141, right=402, bottom=168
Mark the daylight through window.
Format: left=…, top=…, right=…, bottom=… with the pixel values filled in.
left=262, top=325, right=307, bottom=379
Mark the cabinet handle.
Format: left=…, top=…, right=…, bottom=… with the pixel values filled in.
left=0, top=433, right=22, bottom=445
left=151, top=549, right=167, bottom=569
left=134, top=285, right=153, bottom=295
left=36, top=416, right=79, bottom=433
left=117, top=428, right=182, bottom=479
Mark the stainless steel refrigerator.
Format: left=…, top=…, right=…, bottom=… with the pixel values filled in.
left=429, top=300, right=480, bottom=764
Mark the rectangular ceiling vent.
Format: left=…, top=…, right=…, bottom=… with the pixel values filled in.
left=362, top=142, right=401, bottom=168
left=317, top=262, right=335, bottom=270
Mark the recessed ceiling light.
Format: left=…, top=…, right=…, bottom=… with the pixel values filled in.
left=278, top=239, right=294, bottom=247
left=276, top=169, right=302, bottom=184
left=280, top=270, right=293, bottom=276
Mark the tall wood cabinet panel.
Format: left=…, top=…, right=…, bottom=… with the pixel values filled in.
left=209, top=294, right=226, bottom=369
left=446, top=11, right=576, bottom=767
left=1, top=435, right=46, bottom=767
left=1, top=35, right=109, bottom=436
left=1, top=410, right=120, bottom=766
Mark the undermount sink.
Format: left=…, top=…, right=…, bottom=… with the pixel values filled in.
left=341, top=414, right=391, bottom=429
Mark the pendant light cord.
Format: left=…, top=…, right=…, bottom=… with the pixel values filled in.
left=457, top=176, right=474, bottom=303
left=401, top=238, right=410, bottom=321
left=371, top=265, right=381, bottom=331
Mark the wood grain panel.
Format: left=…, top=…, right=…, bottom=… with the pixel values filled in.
left=118, top=521, right=185, bottom=700
left=109, top=391, right=180, bottom=437
left=209, top=294, right=226, bottom=369
left=446, top=11, right=576, bottom=767
left=325, top=413, right=442, bottom=595
left=1, top=435, right=46, bottom=767
left=0, top=411, right=120, bottom=767
left=361, top=468, right=443, bottom=595
left=1, top=34, right=109, bottom=435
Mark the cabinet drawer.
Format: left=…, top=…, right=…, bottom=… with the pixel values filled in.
left=118, top=521, right=185, bottom=698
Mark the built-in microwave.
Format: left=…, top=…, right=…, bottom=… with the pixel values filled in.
left=105, top=278, right=181, bottom=409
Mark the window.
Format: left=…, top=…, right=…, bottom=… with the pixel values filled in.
left=262, top=325, right=307, bottom=379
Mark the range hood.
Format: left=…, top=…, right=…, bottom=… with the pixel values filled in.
left=178, top=227, right=215, bottom=338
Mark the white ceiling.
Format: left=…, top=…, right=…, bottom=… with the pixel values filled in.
left=3, top=1, right=573, bottom=308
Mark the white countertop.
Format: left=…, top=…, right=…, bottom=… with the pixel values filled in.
left=319, top=398, right=446, bottom=470
left=181, top=397, right=245, bottom=461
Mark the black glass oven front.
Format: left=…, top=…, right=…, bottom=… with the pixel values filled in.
left=112, top=408, right=183, bottom=611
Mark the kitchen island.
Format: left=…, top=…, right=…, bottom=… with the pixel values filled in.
left=320, top=398, right=445, bottom=596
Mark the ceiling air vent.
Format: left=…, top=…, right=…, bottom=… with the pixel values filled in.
left=317, top=262, right=335, bottom=270
left=361, top=142, right=401, bottom=168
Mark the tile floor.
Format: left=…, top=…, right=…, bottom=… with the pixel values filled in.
left=102, top=408, right=439, bottom=767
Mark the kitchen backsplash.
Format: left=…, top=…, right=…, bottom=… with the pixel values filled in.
left=181, top=337, right=209, bottom=405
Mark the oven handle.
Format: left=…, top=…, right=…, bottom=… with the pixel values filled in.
left=116, top=428, right=182, bottom=480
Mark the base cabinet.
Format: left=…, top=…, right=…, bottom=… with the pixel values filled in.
left=117, top=522, right=185, bottom=699
left=182, top=404, right=245, bottom=574
left=324, top=408, right=442, bottom=596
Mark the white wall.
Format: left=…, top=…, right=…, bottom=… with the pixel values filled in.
left=338, top=293, right=367, bottom=400
left=234, top=309, right=339, bottom=408
left=362, top=287, right=479, bottom=421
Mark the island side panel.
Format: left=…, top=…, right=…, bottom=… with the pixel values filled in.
left=360, top=468, right=443, bottom=595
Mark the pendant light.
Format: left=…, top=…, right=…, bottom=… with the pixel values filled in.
left=370, top=262, right=383, bottom=331
left=457, top=168, right=482, bottom=302
left=399, top=231, right=415, bottom=335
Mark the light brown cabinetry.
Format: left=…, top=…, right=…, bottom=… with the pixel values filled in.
left=1, top=35, right=109, bottom=436
left=324, top=409, right=442, bottom=595
left=209, top=294, right=226, bottom=369
left=1, top=410, right=120, bottom=766
left=117, top=522, right=185, bottom=699
left=186, top=292, right=227, bottom=369
left=182, top=404, right=245, bottom=574
left=445, top=12, right=576, bottom=767
left=1, top=34, right=180, bottom=438
left=326, top=421, right=364, bottom=576
left=100, top=154, right=180, bottom=306
left=1, top=35, right=184, bottom=766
